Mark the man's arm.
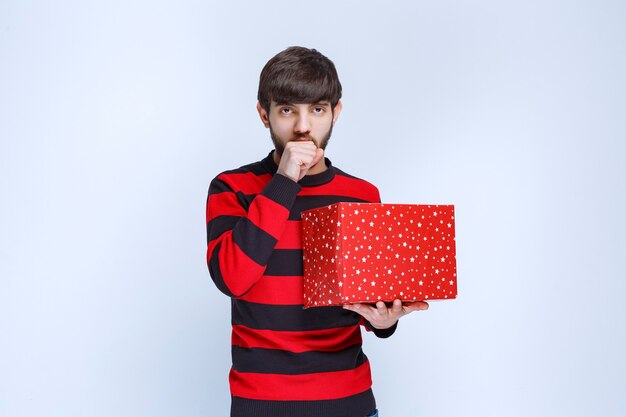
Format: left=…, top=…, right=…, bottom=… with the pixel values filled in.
left=206, top=141, right=323, bottom=298
left=206, top=173, right=300, bottom=297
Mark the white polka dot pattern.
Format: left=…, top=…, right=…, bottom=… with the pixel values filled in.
left=302, top=203, right=457, bottom=307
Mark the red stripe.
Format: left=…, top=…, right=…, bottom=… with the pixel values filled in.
left=219, top=172, right=273, bottom=194
left=230, top=360, right=372, bottom=401
left=206, top=228, right=232, bottom=263
left=275, top=220, right=302, bottom=249
left=206, top=192, right=247, bottom=223
left=218, top=239, right=265, bottom=296
left=297, top=175, right=380, bottom=202
left=237, top=275, right=304, bottom=305
left=232, top=325, right=362, bottom=353
left=248, top=194, right=290, bottom=239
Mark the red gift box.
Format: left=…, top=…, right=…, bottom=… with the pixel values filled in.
left=301, top=202, right=457, bottom=307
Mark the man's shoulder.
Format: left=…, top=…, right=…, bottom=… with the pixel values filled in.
left=333, top=166, right=374, bottom=184
left=332, top=165, right=381, bottom=203
left=216, top=159, right=268, bottom=177
left=209, top=157, right=273, bottom=194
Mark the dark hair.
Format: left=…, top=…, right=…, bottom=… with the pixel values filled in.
left=257, top=46, right=342, bottom=113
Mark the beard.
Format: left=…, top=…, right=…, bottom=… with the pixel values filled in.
left=270, top=123, right=334, bottom=156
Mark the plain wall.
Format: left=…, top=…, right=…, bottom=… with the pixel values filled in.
left=1, top=1, right=625, bottom=416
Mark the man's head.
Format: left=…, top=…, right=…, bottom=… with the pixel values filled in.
left=257, top=47, right=343, bottom=156
left=257, top=46, right=342, bottom=114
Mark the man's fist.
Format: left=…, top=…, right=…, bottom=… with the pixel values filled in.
left=277, top=141, right=324, bottom=182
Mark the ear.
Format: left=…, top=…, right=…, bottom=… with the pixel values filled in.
left=332, top=100, right=343, bottom=125
left=257, top=102, right=270, bottom=128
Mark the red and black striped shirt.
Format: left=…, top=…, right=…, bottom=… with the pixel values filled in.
left=206, top=152, right=396, bottom=417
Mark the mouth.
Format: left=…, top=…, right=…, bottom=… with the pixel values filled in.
left=292, top=136, right=315, bottom=143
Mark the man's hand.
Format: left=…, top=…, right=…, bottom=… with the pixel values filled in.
left=277, top=141, right=324, bottom=182
left=343, top=299, right=429, bottom=330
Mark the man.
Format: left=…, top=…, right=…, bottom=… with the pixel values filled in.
left=206, top=46, right=429, bottom=417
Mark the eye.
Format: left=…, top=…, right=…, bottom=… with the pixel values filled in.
left=313, top=107, right=325, bottom=114
left=279, top=107, right=293, bottom=115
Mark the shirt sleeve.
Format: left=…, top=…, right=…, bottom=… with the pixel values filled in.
left=206, top=173, right=301, bottom=297
left=362, top=318, right=398, bottom=338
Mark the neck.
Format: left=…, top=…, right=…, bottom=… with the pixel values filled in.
left=307, top=158, right=328, bottom=175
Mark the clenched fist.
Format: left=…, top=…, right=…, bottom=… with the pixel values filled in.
left=277, top=141, right=325, bottom=182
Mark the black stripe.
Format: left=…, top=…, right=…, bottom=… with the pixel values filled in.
left=231, top=389, right=376, bottom=417
left=232, top=299, right=361, bottom=331
left=208, top=189, right=272, bottom=215
left=232, top=218, right=277, bottom=266
left=366, top=320, right=398, bottom=339
left=260, top=173, right=302, bottom=208
left=208, top=243, right=234, bottom=297
left=289, top=195, right=372, bottom=220
left=207, top=176, right=255, bottom=212
left=208, top=177, right=233, bottom=194
left=334, top=167, right=365, bottom=181
left=234, top=191, right=255, bottom=211
left=265, top=249, right=302, bottom=276
left=206, top=215, right=240, bottom=244
left=239, top=159, right=273, bottom=176
left=232, top=344, right=366, bottom=375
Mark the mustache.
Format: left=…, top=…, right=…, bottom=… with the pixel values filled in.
left=290, top=135, right=318, bottom=145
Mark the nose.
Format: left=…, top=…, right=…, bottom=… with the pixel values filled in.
left=294, top=113, right=311, bottom=135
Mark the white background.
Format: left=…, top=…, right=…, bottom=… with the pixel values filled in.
left=1, top=1, right=625, bottom=416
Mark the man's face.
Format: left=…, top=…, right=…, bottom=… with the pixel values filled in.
left=257, top=101, right=342, bottom=156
